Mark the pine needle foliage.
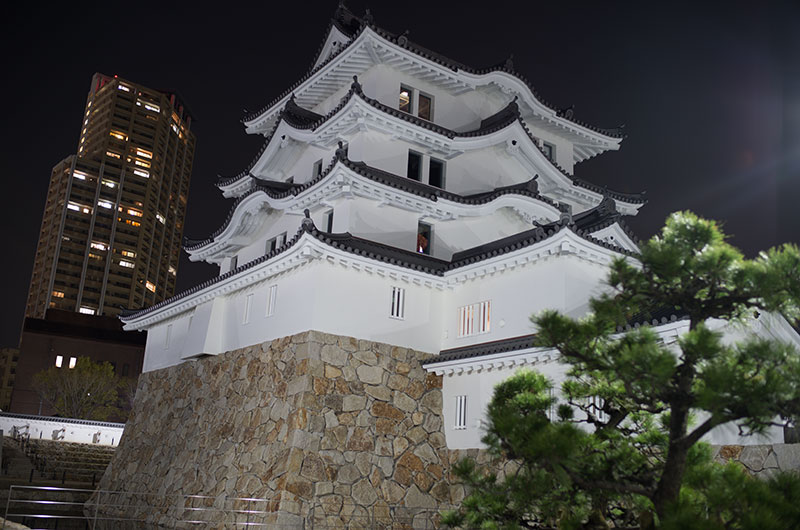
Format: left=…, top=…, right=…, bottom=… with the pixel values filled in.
left=443, top=212, right=800, bottom=529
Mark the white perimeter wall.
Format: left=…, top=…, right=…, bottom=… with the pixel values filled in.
left=0, top=413, right=124, bottom=447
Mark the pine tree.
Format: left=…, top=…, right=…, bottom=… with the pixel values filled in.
left=443, top=211, right=800, bottom=529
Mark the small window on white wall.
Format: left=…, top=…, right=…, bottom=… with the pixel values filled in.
left=165, top=324, right=172, bottom=349
left=390, top=286, right=405, bottom=319
left=455, top=395, right=467, bottom=429
left=457, top=300, right=491, bottom=337
left=266, top=285, right=277, bottom=317
left=243, top=294, right=254, bottom=324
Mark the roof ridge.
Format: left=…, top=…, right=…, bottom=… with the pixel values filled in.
left=242, top=18, right=625, bottom=140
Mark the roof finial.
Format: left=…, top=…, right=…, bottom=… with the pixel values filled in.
left=336, top=141, right=348, bottom=160
left=363, top=8, right=373, bottom=24
left=398, top=30, right=410, bottom=46
left=302, top=209, right=314, bottom=230
left=350, top=75, right=362, bottom=94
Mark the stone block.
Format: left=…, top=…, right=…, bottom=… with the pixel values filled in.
left=356, top=365, right=384, bottom=384
left=365, top=384, right=391, bottom=401
left=342, top=395, right=367, bottom=412
left=353, top=350, right=378, bottom=365
left=404, top=484, right=435, bottom=509
left=393, top=392, right=416, bottom=413
left=770, top=444, right=800, bottom=472
left=321, top=344, right=348, bottom=366
left=740, top=445, right=773, bottom=472
left=371, top=402, right=405, bottom=421
left=351, top=478, right=379, bottom=506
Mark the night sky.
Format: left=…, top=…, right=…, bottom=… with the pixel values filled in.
left=2, top=1, right=799, bottom=348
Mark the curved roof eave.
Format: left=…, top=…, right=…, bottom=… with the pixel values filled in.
left=187, top=156, right=566, bottom=261
left=228, top=87, right=645, bottom=206
left=242, top=25, right=624, bottom=148
left=123, top=218, right=634, bottom=327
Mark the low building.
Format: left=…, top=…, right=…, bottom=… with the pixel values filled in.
left=11, top=309, right=145, bottom=417
left=0, top=348, right=19, bottom=410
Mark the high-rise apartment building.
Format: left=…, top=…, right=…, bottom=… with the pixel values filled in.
left=26, top=73, right=196, bottom=318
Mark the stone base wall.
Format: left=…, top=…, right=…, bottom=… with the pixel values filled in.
left=95, top=331, right=466, bottom=527
left=713, top=443, right=800, bottom=479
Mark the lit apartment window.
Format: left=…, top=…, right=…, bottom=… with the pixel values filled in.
left=168, top=265, right=177, bottom=276
left=458, top=301, right=491, bottom=337
left=399, top=85, right=413, bottom=113
left=390, top=286, right=405, bottom=319
left=79, top=307, right=96, bottom=315
left=118, top=84, right=131, bottom=92
left=55, top=355, right=63, bottom=368
left=101, top=179, right=116, bottom=188
left=89, top=253, right=103, bottom=260
left=69, top=357, right=77, bottom=369
left=171, top=123, right=180, bottom=135
left=156, top=213, right=165, bottom=224
left=134, top=159, right=151, bottom=168
left=121, top=250, right=136, bottom=258
left=127, top=208, right=143, bottom=217
left=145, top=281, right=156, bottom=293
left=67, top=201, right=90, bottom=214
left=133, top=169, right=150, bottom=178
left=243, top=293, right=253, bottom=324
left=135, top=148, right=153, bottom=159
left=407, top=151, right=422, bottom=181
left=106, top=151, right=121, bottom=159
left=119, top=260, right=135, bottom=268
left=417, top=222, right=432, bottom=255
left=266, top=285, right=277, bottom=317
left=542, top=141, right=555, bottom=162
left=124, top=219, right=141, bottom=227
left=429, top=158, right=445, bottom=189
left=98, top=200, right=113, bottom=209
left=73, top=170, right=88, bottom=180
left=455, top=395, right=467, bottom=429
left=52, top=290, right=65, bottom=298
left=90, top=241, right=108, bottom=251
left=136, top=100, right=160, bottom=113
left=324, top=209, right=334, bottom=232
left=109, top=131, right=127, bottom=141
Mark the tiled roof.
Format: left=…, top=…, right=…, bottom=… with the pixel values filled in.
left=190, top=152, right=561, bottom=252
left=422, top=334, right=539, bottom=365
left=228, top=81, right=646, bottom=203
left=424, top=307, right=689, bottom=367
left=125, top=209, right=633, bottom=321
left=242, top=6, right=625, bottom=140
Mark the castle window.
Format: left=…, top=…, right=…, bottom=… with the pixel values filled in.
left=542, top=141, right=555, bottom=162
left=458, top=300, right=491, bottom=337
left=229, top=256, right=238, bottom=271
left=399, top=85, right=413, bottom=113
left=165, top=324, right=172, bottom=349
left=455, top=395, right=467, bottom=429
left=313, top=159, right=323, bottom=178
left=266, top=285, right=277, bottom=317
left=418, top=93, right=433, bottom=121
left=324, top=209, right=334, bottom=232
left=429, top=158, right=445, bottom=189
left=243, top=294, right=253, bottom=324
left=417, top=222, right=432, bottom=255
left=267, top=232, right=287, bottom=253
left=407, top=151, right=422, bottom=181
left=390, top=286, right=405, bottom=320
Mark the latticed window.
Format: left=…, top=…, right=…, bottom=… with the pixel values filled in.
left=457, top=301, right=491, bottom=337
left=390, top=286, right=405, bottom=319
